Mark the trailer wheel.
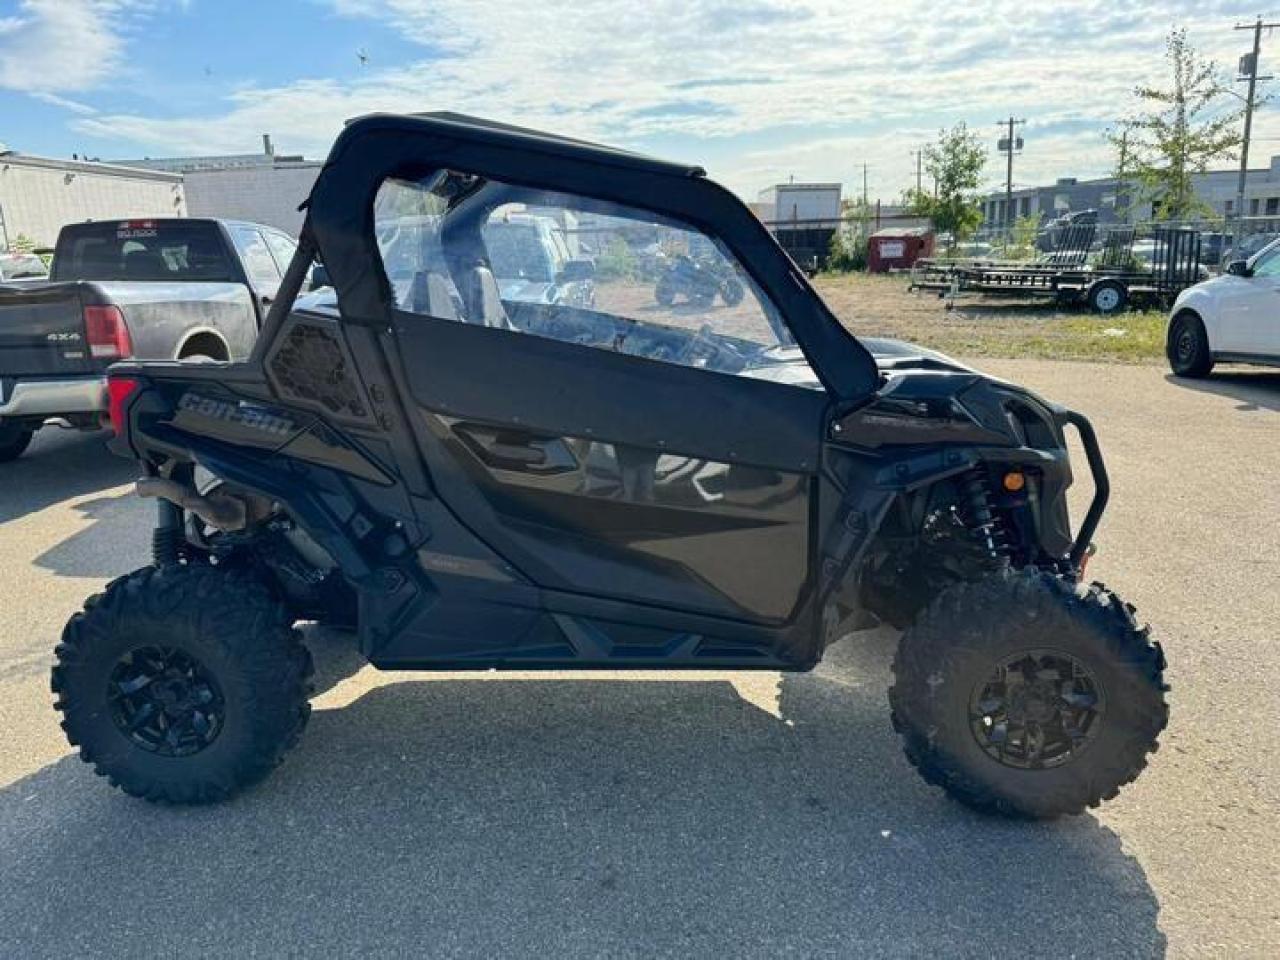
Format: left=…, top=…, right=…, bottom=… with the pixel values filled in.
left=1087, top=280, right=1128, bottom=315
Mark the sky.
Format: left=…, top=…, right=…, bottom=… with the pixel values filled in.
left=0, top=0, right=1275, bottom=202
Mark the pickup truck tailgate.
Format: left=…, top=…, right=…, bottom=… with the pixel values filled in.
left=0, top=282, right=94, bottom=377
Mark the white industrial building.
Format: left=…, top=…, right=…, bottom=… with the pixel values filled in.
left=182, top=162, right=321, bottom=235
left=0, top=152, right=185, bottom=249
left=755, top=182, right=842, bottom=228
left=121, top=143, right=321, bottom=236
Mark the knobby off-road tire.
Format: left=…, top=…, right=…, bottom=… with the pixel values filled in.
left=889, top=568, right=1168, bottom=819
left=52, top=565, right=312, bottom=803
left=0, top=420, right=34, bottom=462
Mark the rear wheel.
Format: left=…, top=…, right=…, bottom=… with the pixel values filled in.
left=890, top=568, right=1168, bottom=818
left=0, top=420, right=34, bottom=462
left=1167, top=311, right=1214, bottom=378
left=52, top=565, right=312, bottom=803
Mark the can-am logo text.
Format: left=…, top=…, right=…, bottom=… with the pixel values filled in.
left=178, top=393, right=296, bottom=438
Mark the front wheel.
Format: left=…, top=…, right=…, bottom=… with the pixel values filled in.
left=890, top=569, right=1168, bottom=818
left=52, top=565, right=313, bottom=803
left=0, top=420, right=34, bottom=462
left=1167, top=311, right=1214, bottom=378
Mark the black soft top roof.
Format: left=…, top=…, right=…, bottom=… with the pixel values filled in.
left=380, top=112, right=708, bottom=179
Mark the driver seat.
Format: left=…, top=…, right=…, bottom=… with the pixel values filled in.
left=459, top=263, right=513, bottom=330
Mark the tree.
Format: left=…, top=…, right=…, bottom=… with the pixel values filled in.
left=1111, top=28, right=1242, bottom=221
left=10, top=233, right=35, bottom=255
left=1004, top=214, right=1040, bottom=260
left=905, top=123, right=986, bottom=248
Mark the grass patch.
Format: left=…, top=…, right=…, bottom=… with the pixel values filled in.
left=812, top=273, right=1170, bottom=364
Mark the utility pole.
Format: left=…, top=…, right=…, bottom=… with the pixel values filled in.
left=998, top=117, right=1026, bottom=236
left=861, top=162, right=868, bottom=207
left=1233, top=17, right=1279, bottom=250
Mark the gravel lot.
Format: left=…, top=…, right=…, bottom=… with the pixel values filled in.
left=0, top=361, right=1276, bottom=958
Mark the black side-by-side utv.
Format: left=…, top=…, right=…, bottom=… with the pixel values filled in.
left=52, top=113, right=1167, bottom=817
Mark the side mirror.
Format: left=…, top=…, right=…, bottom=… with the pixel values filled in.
left=1226, top=259, right=1251, bottom=277
left=309, top=262, right=331, bottom=289
left=556, top=258, right=594, bottom=283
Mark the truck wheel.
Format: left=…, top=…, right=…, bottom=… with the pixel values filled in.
left=1087, top=280, right=1128, bottom=315
left=52, top=565, right=312, bottom=804
left=0, top=420, right=34, bottom=462
left=1167, top=311, right=1214, bottom=378
left=889, top=568, right=1168, bottom=819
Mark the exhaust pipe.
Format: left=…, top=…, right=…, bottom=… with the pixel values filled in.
left=136, top=477, right=248, bottom=532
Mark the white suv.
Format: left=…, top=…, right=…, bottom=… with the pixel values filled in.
left=1167, top=238, right=1280, bottom=377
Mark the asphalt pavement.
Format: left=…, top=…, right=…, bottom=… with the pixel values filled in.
left=0, top=361, right=1276, bottom=958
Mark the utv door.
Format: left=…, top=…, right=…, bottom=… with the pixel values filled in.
left=374, top=174, right=826, bottom=625
left=296, top=116, right=880, bottom=664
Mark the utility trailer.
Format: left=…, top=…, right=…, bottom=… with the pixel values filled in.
left=910, top=226, right=1203, bottom=315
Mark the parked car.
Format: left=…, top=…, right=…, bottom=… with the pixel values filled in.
left=0, top=252, right=49, bottom=283
left=1218, top=231, right=1277, bottom=267
left=1166, top=237, right=1280, bottom=377
left=57, top=112, right=1167, bottom=820
left=0, top=217, right=320, bottom=461
left=1128, top=240, right=1211, bottom=280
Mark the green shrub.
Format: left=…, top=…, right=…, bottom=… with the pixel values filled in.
left=596, top=236, right=637, bottom=280
left=826, top=230, right=867, bottom=272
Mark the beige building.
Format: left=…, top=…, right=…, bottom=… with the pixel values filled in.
left=183, top=162, right=321, bottom=236
left=0, top=152, right=185, bottom=249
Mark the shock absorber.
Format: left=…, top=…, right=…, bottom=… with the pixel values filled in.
left=152, top=499, right=185, bottom=568
left=959, top=469, right=1011, bottom=566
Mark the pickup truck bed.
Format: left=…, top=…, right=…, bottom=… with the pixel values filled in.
left=0, top=217, right=308, bottom=461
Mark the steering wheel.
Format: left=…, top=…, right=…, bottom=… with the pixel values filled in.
left=675, top=324, right=747, bottom=372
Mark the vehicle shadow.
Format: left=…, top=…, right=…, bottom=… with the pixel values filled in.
left=32, top=490, right=150, bottom=578
left=0, top=630, right=1164, bottom=958
left=0, top=428, right=136, bottom=526
left=1164, top=370, right=1280, bottom=413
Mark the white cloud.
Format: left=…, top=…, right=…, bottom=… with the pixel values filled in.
left=30, top=90, right=98, bottom=114
left=70, top=0, right=1277, bottom=198
left=0, top=0, right=167, bottom=95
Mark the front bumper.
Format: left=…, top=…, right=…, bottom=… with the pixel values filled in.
left=1055, top=408, right=1110, bottom=568
left=0, top=376, right=108, bottom=420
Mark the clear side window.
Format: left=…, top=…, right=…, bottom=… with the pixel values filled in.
left=229, top=227, right=281, bottom=291
left=263, top=231, right=299, bottom=274
left=373, top=172, right=819, bottom=388
left=1251, top=246, right=1280, bottom=277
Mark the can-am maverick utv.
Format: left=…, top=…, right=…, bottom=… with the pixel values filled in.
left=52, top=113, right=1167, bottom=817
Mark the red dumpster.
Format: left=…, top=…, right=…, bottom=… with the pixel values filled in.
left=868, top=227, right=934, bottom=272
